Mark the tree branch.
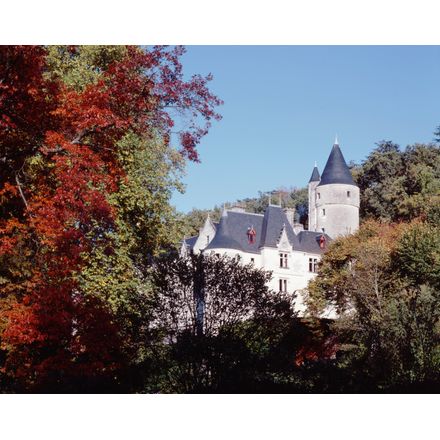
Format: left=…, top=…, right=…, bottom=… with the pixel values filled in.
left=15, top=173, right=29, bottom=210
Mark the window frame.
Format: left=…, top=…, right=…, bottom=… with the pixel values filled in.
left=309, top=257, right=318, bottom=273
left=279, top=252, right=289, bottom=268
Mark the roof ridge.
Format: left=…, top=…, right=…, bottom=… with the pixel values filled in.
left=226, top=210, right=264, bottom=217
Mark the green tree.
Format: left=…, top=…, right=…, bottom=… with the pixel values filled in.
left=356, top=141, right=440, bottom=222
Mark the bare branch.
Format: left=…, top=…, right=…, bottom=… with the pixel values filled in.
left=15, top=173, right=29, bottom=210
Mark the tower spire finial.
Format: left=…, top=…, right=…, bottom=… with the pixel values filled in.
left=314, top=160, right=317, bottom=167
left=334, top=134, right=339, bottom=145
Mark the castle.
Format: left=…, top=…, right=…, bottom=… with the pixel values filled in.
left=181, top=139, right=360, bottom=315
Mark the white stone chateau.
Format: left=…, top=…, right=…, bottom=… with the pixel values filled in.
left=181, top=139, right=360, bottom=314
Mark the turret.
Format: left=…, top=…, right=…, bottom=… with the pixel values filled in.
left=315, top=138, right=359, bottom=238
left=308, top=162, right=320, bottom=232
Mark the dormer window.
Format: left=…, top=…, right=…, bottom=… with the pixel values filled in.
left=247, top=226, right=256, bottom=244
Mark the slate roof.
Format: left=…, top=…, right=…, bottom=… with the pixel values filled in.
left=296, top=230, right=331, bottom=254
left=205, top=210, right=264, bottom=254
left=259, top=205, right=299, bottom=249
left=318, top=143, right=356, bottom=186
left=185, top=206, right=330, bottom=255
left=309, top=166, right=321, bottom=183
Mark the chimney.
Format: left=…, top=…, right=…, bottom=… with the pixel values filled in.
left=293, top=222, right=304, bottom=234
left=229, top=205, right=246, bottom=213
left=284, top=208, right=295, bottom=229
left=285, top=207, right=304, bottom=234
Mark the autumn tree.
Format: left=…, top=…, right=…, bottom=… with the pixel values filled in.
left=0, top=45, right=222, bottom=391
left=307, top=220, right=440, bottom=390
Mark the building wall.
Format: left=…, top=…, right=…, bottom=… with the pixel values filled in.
left=315, top=183, right=360, bottom=238
left=203, top=246, right=320, bottom=315
left=192, top=218, right=217, bottom=254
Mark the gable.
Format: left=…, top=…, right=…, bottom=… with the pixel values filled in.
left=277, top=226, right=293, bottom=252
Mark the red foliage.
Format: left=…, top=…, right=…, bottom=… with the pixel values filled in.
left=0, top=45, right=222, bottom=389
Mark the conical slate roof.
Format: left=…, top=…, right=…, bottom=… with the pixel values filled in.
left=318, top=142, right=356, bottom=186
left=309, top=166, right=321, bottom=182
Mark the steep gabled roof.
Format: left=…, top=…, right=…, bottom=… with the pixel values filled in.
left=259, top=205, right=299, bottom=249
left=318, top=142, right=356, bottom=186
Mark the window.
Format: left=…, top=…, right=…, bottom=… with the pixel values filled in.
left=279, top=279, right=288, bottom=293
left=206, top=235, right=210, bottom=245
left=279, top=252, right=288, bottom=268
left=322, top=209, right=326, bottom=216
left=250, top=258, right=255, bottom=264
left=317, top=193, right=321, bottom=199
left=347, top=191, right=351, bottom=198
left=309, top=257, right=318, bottom=273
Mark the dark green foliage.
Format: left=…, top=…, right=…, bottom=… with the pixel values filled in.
left=393, top=222, right=440, bottom=288
left=356, top=141, right=440, bottom=221
left=181, top=206, right=222, bottom=238
left=356, top=141, right=406, bottom=220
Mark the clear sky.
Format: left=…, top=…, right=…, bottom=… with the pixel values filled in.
left=172, top=46, right=440, bottom=213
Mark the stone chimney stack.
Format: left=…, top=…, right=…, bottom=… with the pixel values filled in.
left=285, top=207, right=304, bottom=234
left=293, top=222, right=304, bottom=234
left=283, top=208, right=295, bottom=229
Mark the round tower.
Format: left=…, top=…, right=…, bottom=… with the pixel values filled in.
left=315, top=138, right=359, bottom=238
left=308, top=163, right=320, bottom=232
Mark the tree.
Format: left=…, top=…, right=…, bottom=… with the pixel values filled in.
left=356, top=141, right=406, bottom=221
left=144, top=253, right=296, bottom=392
left=356, top=141, right=440, bottom=222
left=307, top=220, right=440, bottom=390
left=0, top=45, right=222, bottom=391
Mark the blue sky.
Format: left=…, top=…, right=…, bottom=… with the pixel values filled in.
left=172, top=46, right=440, bottom=213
